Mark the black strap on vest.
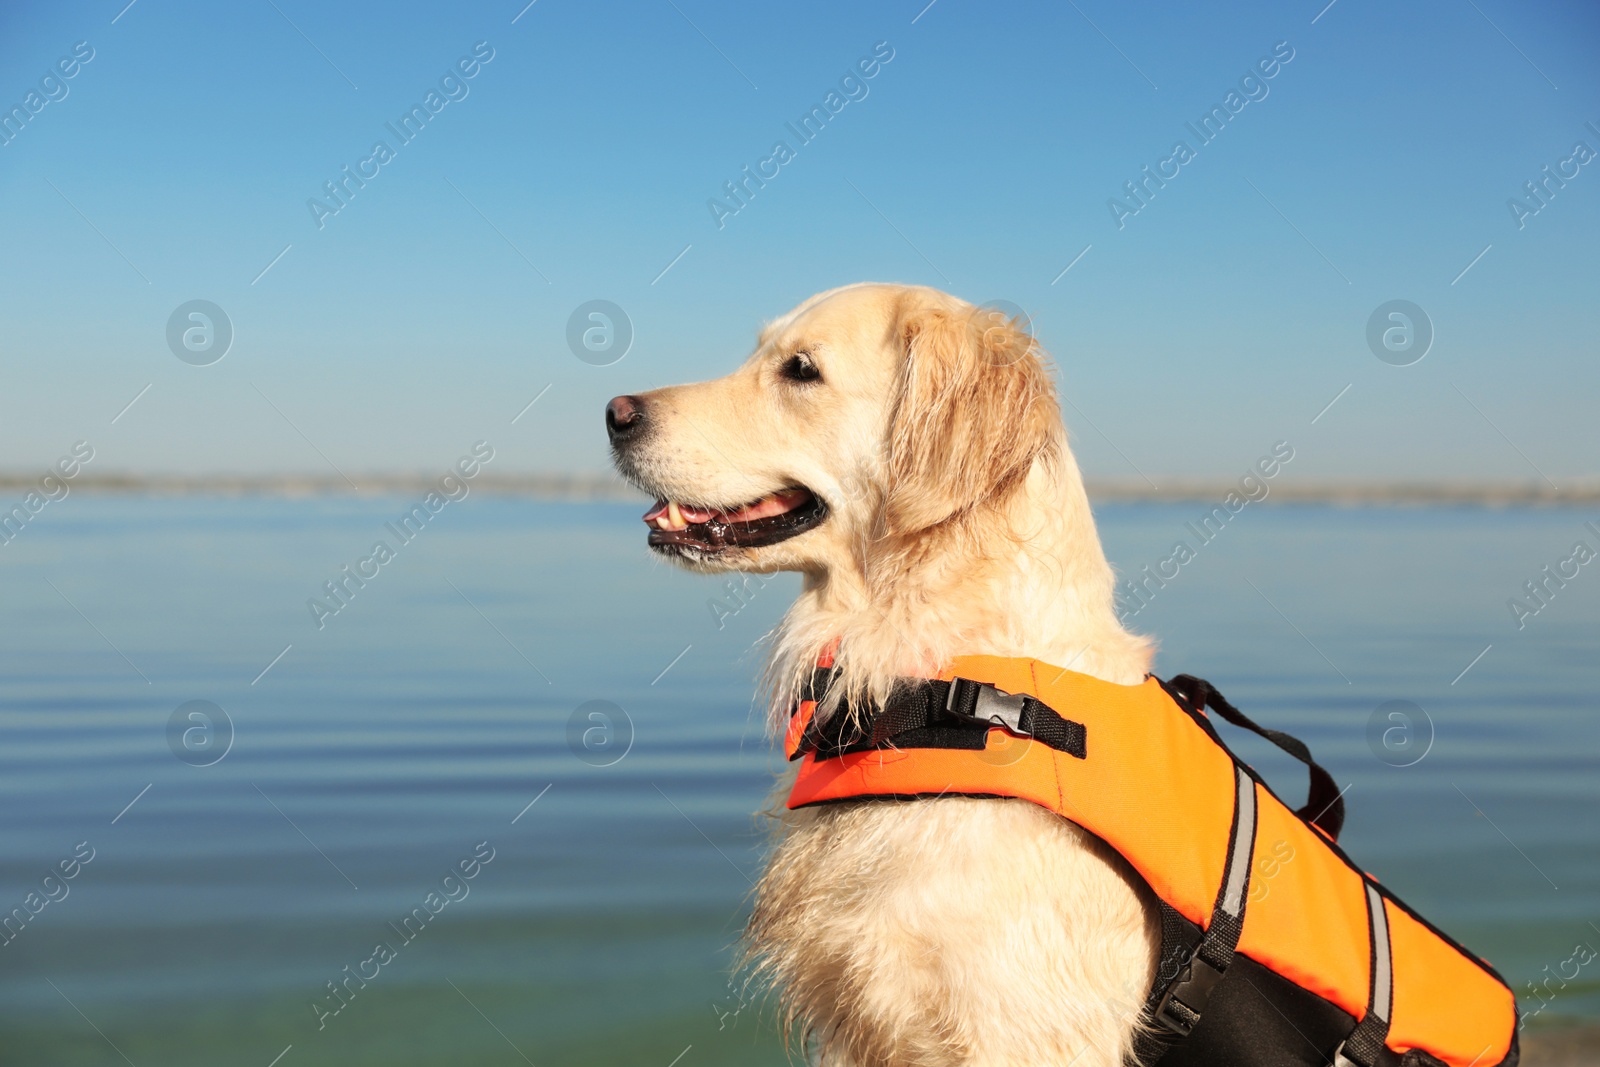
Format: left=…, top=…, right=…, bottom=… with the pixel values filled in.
left=1167, top=674, right=1346, bottom=841
left=1132, top=765, right=1259, bottom=1065
left=791, top=668, right=1087, bottom=761
left=1333, top=883, right=1397, bottom=1067
left=1131, top=679, right=1373, bottom=1065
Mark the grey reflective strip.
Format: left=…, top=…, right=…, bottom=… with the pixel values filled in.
left=1367, top=883, right=1392, bottom=1022
left=1219, top=767, right=1257, bottom=917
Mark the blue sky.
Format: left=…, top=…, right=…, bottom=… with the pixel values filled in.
left=1, top=0, right=1596, bottom=482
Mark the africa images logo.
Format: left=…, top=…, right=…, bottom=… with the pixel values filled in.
left=706, top=41, right=896, bottom=229
left=307, top=42, right=496, bottom=230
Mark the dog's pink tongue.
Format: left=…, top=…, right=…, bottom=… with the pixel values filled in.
left=643, top=491, right=807, bottom=525
left=641, top=500, right=721, bottom=524
left=717, top=489, right=809, bottom=524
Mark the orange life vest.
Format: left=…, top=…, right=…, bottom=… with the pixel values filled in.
left=784, top=650, right=1519, bottom=1067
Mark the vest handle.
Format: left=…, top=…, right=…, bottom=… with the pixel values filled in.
left=1167, top=675, right=1346, bottom=841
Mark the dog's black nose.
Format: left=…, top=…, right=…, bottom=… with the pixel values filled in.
left=606, top=395, right=647, bottom=442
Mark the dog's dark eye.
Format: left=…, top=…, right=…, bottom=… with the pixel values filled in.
left=781, top=352, right=821, bottom=383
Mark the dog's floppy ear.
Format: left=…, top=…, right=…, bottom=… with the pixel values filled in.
left=882, top=300, right=1058, bottom=535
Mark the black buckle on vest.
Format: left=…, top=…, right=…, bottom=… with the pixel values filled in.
left=944, top=677, right=1027, bottom=734
left=1153, top=951, right=1224, bottom=1037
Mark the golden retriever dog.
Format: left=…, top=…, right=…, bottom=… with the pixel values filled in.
left=607, top=283, right=1159, bottom=1066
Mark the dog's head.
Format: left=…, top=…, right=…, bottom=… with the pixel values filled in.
left=607, top=283, right=1060, bottom=576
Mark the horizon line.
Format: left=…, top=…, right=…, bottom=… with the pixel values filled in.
left=3, top=472, right=1598, bottom=508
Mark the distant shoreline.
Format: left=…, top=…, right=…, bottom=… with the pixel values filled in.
left=4, top=472, right=1598, bottom=508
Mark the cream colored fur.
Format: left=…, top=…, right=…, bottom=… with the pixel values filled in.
left=612, top=283, right=1160, bottom=1065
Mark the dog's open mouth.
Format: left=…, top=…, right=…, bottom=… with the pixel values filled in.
left=642, top=488, right=827, bottom=554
